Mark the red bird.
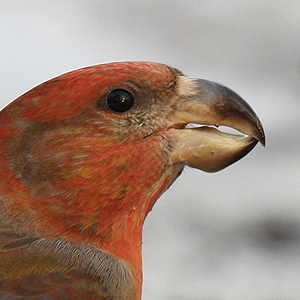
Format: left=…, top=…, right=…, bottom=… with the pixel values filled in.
left=0, top=62, right=264, bottom=300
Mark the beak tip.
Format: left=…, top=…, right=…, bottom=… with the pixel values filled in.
left=257, top=132, right=266, bottom=147
left=255, top=118, right=266, bottom=147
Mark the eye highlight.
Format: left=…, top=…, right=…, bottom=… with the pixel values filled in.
left=106, top=89, right=135, bottom=113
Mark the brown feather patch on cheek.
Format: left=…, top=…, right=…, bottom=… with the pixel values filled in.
left=8, top=122, right=74, bottom=189
left=8, top=122, right=58, bottom=186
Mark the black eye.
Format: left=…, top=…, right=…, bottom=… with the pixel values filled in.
left=106, top=89, right=135, bottom=113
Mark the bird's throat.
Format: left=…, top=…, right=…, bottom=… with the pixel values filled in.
left=3, top=124, right=183, bottom=289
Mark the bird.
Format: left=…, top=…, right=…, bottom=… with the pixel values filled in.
left=0, top=61, right=265, bottom=300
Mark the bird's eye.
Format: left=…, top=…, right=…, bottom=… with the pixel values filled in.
left=106, top=89, right=135, bottom=113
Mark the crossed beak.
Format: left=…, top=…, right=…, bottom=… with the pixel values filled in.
left=169, top=77, right=265, bottom=172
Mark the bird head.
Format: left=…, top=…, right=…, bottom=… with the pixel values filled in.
left=0, top=61, right=264, bottom=289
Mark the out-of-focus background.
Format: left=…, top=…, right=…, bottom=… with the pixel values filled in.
left=1, top=1, right=299, bottom=299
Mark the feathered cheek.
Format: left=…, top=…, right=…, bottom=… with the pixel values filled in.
left=91, top=137, right=170, bottom=200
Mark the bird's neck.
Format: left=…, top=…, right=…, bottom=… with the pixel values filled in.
left=61, top=163, right=181, bottom=287
left=2, top=126, right=183, bottom=290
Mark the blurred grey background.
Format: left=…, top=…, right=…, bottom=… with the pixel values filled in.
left=0, top=1, right=299, bottom=299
